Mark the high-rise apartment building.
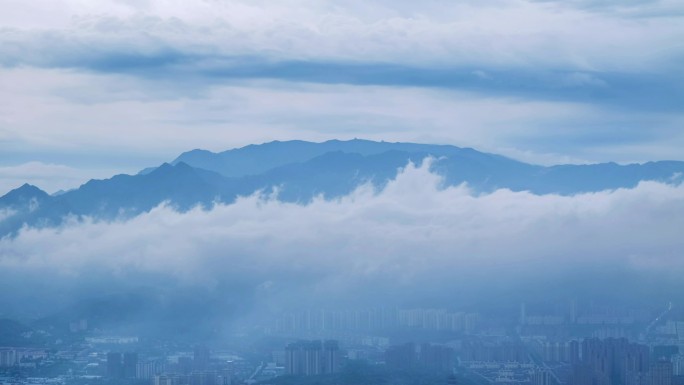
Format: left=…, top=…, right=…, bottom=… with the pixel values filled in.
left=107, top=352, right=123, bottom=378
left=285, top=340, right=341, bottom=376
left=652, top=359, right=674, bottom=385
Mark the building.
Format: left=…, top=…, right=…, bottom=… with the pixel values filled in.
left=461, top=340, right=529, bottom=363
left=323, top=340, right=341, bottom=374
left=419, top=343, right=454, bottom=372
left=178, top=356, right=193, bottom=374
left=652, top=359, right=674, bottom=385
left=194, top=346, right=211, bottom=371
left=531, top=368, right=553, bottom=385
left=673, top=355, right=684, bottom=376
left=123, top=352, right=138, bottom=378
left=385, top=343, right=416, bottom=369
left=190, top=370, right=218, bottom=385
left=285, top=340, right=341, bottom=376
left=537, top=340, right=580, bottom=363
left=137, top=360, right=164, bottom=380
left=107, top=352, right=123, bottom=378
left=0, top=350, right=17, bottom=367
left=154, top=374, right=180, bottom=385
left=571, top=338, right=650, bottom=385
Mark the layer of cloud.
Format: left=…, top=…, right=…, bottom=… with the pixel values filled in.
left=1, top=160, right=683, bottom=316
left=1, top=0, right=682, bottom=116
left=2, top=0, right=682, bottom=72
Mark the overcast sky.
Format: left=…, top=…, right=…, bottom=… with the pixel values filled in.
left=1, top=0, right=683, bottom=193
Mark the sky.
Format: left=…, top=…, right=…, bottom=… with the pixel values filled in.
left=1, top=0, right=683, bottom=194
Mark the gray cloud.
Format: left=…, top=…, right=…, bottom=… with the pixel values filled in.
left=1, top=0, right=682, bottom=72
left=532, top=0, right=684, bottom=17
left=1, top=160, right=683, bottom=317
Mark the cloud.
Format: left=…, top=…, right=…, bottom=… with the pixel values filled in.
left=532, top=0, right=684, bottom=18
left=0, top=0, right=682, bottom=176
left=1, top=159, right=683, bottom=316
left=0, top=208, right=15, bottom=222
left=1, top=0, right=682, bottom=73
left=560, top=72, right=608, bottom=88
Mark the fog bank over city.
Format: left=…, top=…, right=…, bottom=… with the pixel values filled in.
left=1, top=159, right=682, bottom=330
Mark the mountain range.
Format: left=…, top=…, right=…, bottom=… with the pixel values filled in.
left=2, top=139, right=683, bottom=236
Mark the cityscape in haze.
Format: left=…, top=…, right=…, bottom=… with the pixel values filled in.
left=1, top=1, right=683, bottom=385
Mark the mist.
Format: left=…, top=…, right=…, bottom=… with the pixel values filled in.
left=1, top=159, right=682, bottom=337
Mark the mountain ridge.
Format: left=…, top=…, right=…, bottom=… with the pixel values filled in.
left=2, top=139, right=683, bottom=237
left=170, top=138, right=523, bottom=178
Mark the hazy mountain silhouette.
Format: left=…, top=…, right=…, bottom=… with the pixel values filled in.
left=1, top=139, right=682, bottom=236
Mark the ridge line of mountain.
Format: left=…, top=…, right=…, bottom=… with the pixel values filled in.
left=1, top=140, right=683, bottom=236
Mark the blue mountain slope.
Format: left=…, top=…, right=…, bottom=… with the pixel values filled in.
left=0, top=163, right=240, bottom=235
left=0, top=183, right=51, bottom=207
left=532, top=161, right=684, bottom=194
left=171, top=138, right=512, bottom=178
left=0, top=184, right=69, bottom=236
left=238, top=150, right=425, bottom=201
left=1, top=140, right=683, bottom=237
left=59, top=162, right=231, bottom=217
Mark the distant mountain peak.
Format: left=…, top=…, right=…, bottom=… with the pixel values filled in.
left=1, top=140, right=683, bottom=238
left=174, top=161, right=193, bottom=169
left=18, top=183, right=41, bottom=191
left=144, top=162, right=200, bottom=180
left=183, top=148, right=215, bottom=156
left=1, top=183, right=49, bottom=201
left=155, top=162, right=174, bottom=170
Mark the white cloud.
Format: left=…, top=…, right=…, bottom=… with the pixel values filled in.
left=0, top=208, right=16, bottom=222
left=1, top=160, right=682, bottom=303
left=1, top=0, right=681, bottom=71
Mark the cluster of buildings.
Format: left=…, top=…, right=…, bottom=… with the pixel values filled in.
left=530, top=340, right=581, bottom=363
left=105, top=352, right=139, bottom=379
left=104, top=346, right=233, bottom=385
left=151, top=371, right=232, bottom=385
left=272, top=307, right=480, bottom=334
left=0, top=350, right=47, bottom=369
left=398, top=309, right=480, bottom=333
left=570, top=338, right=673, bottom=385
left=104, top=350, right=169, bottom=381
left=284, top=340, right=340, bottom=376
left=384, top=342, right=454, bottom=372
left=4, top=300, right=684, bottom=385
left=461, top=339, right=530, bottom=363
left=461, top=336, right=683, bottom=385
left=518, top=302, right=648, bottom=340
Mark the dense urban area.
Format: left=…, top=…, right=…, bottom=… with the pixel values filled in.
left=1, top=300, right=683, bottom=385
